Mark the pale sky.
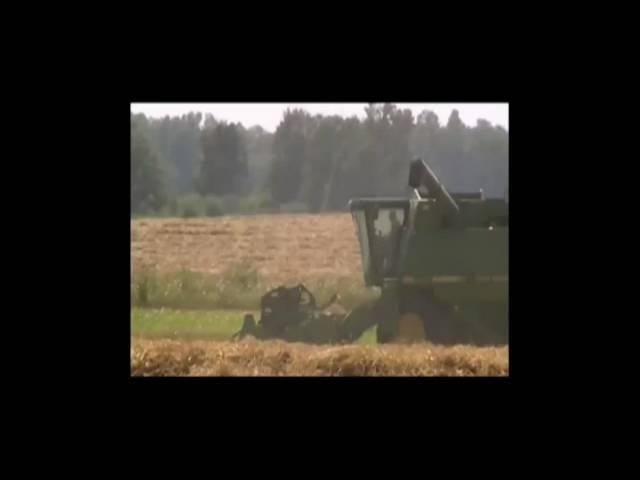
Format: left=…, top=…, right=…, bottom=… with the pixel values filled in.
left=130, top=103, right=509, bottom=132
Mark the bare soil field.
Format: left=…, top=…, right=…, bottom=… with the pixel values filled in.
left=131, top=337, right=509, bottom=377
left=131, top=214, right=362, bottom=284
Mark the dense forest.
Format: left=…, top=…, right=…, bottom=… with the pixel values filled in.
left=131, top=104, right=508, bottom=217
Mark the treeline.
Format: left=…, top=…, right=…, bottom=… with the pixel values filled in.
left=131, top=103, right=508, bottom=217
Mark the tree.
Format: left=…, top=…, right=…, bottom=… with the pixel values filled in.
left=243, top=125, right=274, bottom=194
left=299, top=116, right=342, bottom=212
left=467, top=120, right=508, bottom=196
left=446, top=109, right=464, bottom=131
left=144, top=113, right=203, bottom=197
left=359, top=103, right=414, bottom=196
left=269, top=109, right=310, bottom=204
left=410, top=110, right=442, bottom=173
left=171, top=113, right=203, bottom=194
left=131, top=116, right=167, bottom=214
left=197, top=122, right=248, bottom=196
left=326, top=116, right=368, bottom=210
left=131, top=104, right=508, bottom=216
left=437, top=109, right=469, bottom=191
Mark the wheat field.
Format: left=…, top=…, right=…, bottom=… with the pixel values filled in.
left=131, top=337, right=509, bottom=377
left=131, top=214, right=362, bottom=284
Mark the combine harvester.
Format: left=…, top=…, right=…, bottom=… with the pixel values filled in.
left=233, top=157, right=508, bottom=345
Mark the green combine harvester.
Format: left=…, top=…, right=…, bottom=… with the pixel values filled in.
left=233, top=157, right=508, bottom=346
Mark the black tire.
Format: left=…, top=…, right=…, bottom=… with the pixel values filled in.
left=376, top=323, right=394, bottom=344
left=399, top=288, right=462, bottom=345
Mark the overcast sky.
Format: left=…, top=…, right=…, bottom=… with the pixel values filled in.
left=130, top=103, right=508, bottom=132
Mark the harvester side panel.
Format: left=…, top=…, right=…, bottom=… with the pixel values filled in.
left=405, top=227, right=508, bottom=278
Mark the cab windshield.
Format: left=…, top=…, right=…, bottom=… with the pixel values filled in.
left=351, top=201, right=409, bottom=285
left=371, top=208, right=405, bottom=278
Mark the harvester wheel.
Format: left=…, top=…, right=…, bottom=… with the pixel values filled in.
left=394, top=313, right=427, bottom=343
left=394, top=289, right=461, bottom=345
left=376, top=324, right=394, bottom=344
